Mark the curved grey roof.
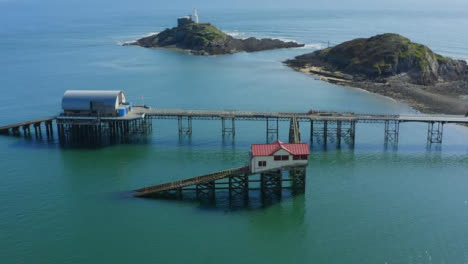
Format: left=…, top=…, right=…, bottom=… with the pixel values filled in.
left=62, top=90, right=126, bottom=111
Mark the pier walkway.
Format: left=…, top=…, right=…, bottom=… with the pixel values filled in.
left=136, top=107, right=468, bottom=123
left=0, top=117, right=56, bottom=137
left=134, top=116, right=307, bottom=201
left=134, top=166, right=248, bottom=197
left=1, top=106, right=467, bottom=146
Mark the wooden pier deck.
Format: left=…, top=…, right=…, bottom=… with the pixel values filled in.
left=0, top=117, right=56, bottom=136
left=135, top=107, right=468, bottom=124
left=0, top=117, right=55, bottom=132
left=134, top=166, right=249, bottom=197
left=1, top=106, right=467, bottom=146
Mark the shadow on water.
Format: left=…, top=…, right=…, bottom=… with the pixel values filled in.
left=4, top=134, right=59, bottom=150
left=3, top=133, right=154, bottom=150
left=136, top=189, right=306, bottom=213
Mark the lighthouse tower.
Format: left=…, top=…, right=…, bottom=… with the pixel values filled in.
left=192, top=8, right=199, bottom=23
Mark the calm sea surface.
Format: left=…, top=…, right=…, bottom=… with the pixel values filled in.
left=1, top=5, right=468, bottom=263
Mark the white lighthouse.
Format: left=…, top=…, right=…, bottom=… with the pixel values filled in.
left=192, top=8, right=199, bottom=23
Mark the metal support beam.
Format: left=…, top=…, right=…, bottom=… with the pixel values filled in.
left=289, top=166, right=306, bottom=194
left=337, top=121, right=342, bottom=147
left=384, top=120, right=400, bottom=146
left=323, top=120, right=328, bottom=144
left=289, top=117, right=300, bottom=143
left=310, top=120, right=314, bottom=144
left=178, top=116, right=192, bottom=135
left=311, top=120, right=356, bottom=147
left=228, top=174, right=249, bottom=203
left=261, top=170, right=282, bottom=203
left=221, top=117, right=235, bottom=136
left=427, top=122, right=443, bottom=145
left=23, top=124, right=31, bottom=137
left=12, top=127, right=20, bottom=136
left=266, top=117, right=279, bottom=143
left=195, top=181, right=215, bottom=200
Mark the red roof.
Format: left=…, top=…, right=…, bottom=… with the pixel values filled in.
left=251, top=141, right=310, bottom=157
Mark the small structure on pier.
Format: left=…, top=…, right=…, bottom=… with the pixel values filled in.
left=62, top=90, right=128, bottom=116
left=134, top=140, right=309, bottom=206
left=250, top=141, right=309, bottom=173
left=56, top=90, right=151, bottom=147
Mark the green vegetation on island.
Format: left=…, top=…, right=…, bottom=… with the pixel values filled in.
left=127, top=23, right=304, bottom=55
left=285, top=33, right=468, bottom=114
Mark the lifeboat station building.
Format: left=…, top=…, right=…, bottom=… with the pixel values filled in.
left=56, top=90, right=151, bottom=146
left=250, top=141, right=310, bottom=174
left=61, top=90, right=131, bottom=117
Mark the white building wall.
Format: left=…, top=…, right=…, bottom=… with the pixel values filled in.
left=250, top=149, right=308, bottom=174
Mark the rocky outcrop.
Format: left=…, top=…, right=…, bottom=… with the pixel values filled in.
left=284, top=33, right=468, bottom=114
left=285, top=33, right=467, bottom=85
left=126, top=23, right=304, bottom=55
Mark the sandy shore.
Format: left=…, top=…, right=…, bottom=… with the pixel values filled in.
left=289, top=65, right=468, bottom=115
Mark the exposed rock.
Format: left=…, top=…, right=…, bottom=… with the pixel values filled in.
left=125, top=23, right=304, bottom=55
left=284, top=33, right=468, bottom=114
left=285, top=33, right=468, bottom=85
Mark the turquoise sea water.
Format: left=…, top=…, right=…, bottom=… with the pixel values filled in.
left=1, top=6, right=468, bottom=263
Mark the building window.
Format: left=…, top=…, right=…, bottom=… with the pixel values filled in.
left=301, top=155, right=308, bottom=160
left=281, top=155, right=289, bottom=160
left=274, top=155, right=281, bottom=161
left=293, top=155, right=300, bottom=160
left=258, top=161, right=266, bottom=167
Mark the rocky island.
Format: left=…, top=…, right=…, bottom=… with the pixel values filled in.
left=125, top=11, right=304, bottom=55
left=285, top=33, right=468, bottom=114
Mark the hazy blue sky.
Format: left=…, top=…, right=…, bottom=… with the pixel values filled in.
left=2, top=0, right=468, bottom=10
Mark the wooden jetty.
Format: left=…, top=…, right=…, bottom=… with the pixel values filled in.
left=134, top=117, right=307, bottom=203
left=133, top=165, right=307, bottom=201
left=0, top=117, right=56, bottom=138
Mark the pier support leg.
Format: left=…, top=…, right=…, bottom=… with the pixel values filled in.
left=23, top=125, right=31, bottom=137
left=289, top=117, right=300, bottom=143
left=228, top=174, right=249, bottom=205
left=384, top=120, right=400, bottom=146
left=311, top=120, right=327, bottom=145
left=178, top=116, right=192, bottom=135
left=48, top=121, right=53, bottom=139
left=323, top=120, right=328, bottom=145
left=196, top=181, right=215, bottom=201
left=45, top=122, right=50, bottom=139
left=221, top=117, right=235, bottom=136
left=12, top=127, right=20, bottom=136
left=261, top=170, right=282, bottom=204
left=290, top=166, right=306, bottom=195
left=337, top=121, right=342, bottom=148
left=266, top=118, right=279, bottom=143
left=340, top=121, right=356, bottom=147
left=427, top=122, right=443, bottom=145
left=310, top=120, right=314, bottom=145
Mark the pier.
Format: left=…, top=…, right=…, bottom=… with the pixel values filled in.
left=1, top=106, right=467, bottom=147
left=0, top=117, right=56, bottom=139
left=135, top=107, right=467, bottom=146
left=134, top=116, right=307, bottom=204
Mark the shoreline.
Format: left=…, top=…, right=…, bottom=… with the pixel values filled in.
left=287, top=64, right=468, bottom=115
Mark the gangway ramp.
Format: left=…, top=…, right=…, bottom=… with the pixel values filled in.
left=134, top=166, right=249, bottom=197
